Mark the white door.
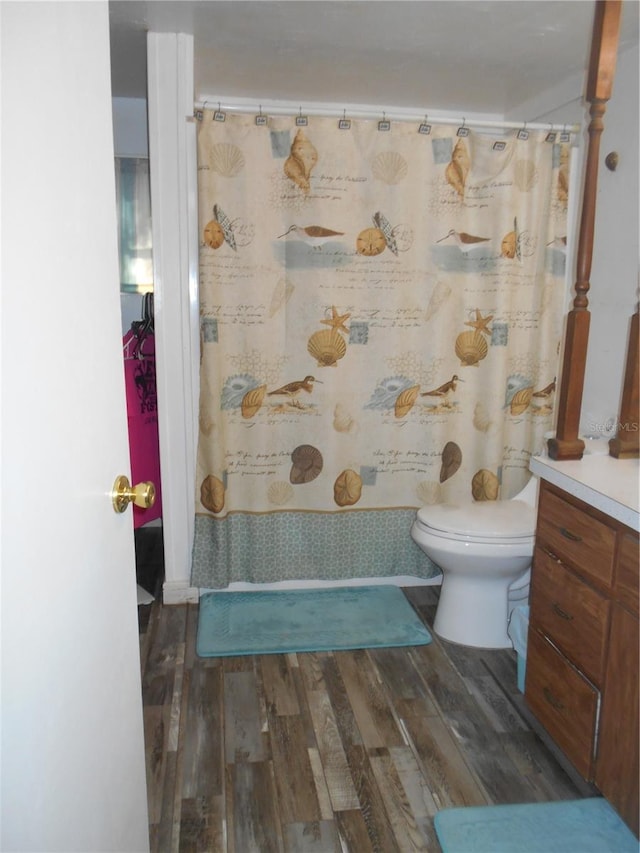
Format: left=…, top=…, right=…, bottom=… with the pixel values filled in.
left=1, top=4, right=149, bottom=851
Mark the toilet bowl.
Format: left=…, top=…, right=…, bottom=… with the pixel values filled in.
left=410, top=476, right=538, bottom=648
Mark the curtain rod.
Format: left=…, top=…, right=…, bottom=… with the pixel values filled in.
left=195, top=96, right=581, bottom=133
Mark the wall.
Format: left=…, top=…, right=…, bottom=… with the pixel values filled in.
left=582, top=43, right=639, bottom=437
left=511, top=43, right=639, bottom=439
left=113, top=96, right=148, bottom=157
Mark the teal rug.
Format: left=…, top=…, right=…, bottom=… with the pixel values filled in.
left=196, top=584, right=432, bottom=657
left=434, top=798, right=638, bottom=853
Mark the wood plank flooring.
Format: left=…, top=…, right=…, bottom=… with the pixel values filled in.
left=139, top=586, right=593, bottom=852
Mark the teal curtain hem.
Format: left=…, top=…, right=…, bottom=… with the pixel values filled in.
left=191, top=508, right=440, bottom=589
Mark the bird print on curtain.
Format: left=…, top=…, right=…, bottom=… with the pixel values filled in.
left=192, top=112, right=571, bottom=588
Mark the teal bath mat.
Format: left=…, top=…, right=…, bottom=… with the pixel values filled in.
left=196, top=585, right=432, bottom=657
left=434, top=797, right=638, bottom=853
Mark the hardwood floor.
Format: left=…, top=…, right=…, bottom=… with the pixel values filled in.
left=138, top=586, right=593, bottom=852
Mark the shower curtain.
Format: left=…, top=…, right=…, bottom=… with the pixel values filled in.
left=191, top=110, right=570, bottom=589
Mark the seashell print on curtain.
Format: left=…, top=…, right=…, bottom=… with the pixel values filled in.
left=192, top=112, right=571, bottom=588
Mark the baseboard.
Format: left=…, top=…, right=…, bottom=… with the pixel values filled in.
left=162, top=580, right=199, bottom=604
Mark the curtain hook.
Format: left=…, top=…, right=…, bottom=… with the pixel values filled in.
left=418, top=113, right=431, bottom=135
left=457, top=116, right=469, bottom=137
left=518, top=120, right=529, bottom=140
left=296, top=106, right=308, bottom=126
left=378, top=111, right=390, bottom=131
left=255, top=104, right=267, bottom=126
left=338, top=108, right=350, bottom=130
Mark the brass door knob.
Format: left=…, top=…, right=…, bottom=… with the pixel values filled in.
left=112, top=475, right=156, bottom=514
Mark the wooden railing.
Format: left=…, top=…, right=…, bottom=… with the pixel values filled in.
left=547, top=0, right=624, bottom=461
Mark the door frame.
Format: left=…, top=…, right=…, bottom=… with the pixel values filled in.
left=147, top=33, right=200, bottom=603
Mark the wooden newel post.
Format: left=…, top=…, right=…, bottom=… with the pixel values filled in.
left=547, top=0, right=622, bottom=461
left=609, top=309, right=640, bottom=458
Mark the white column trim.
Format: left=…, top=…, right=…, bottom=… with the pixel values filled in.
left=147, top=32, right=199, bottom=603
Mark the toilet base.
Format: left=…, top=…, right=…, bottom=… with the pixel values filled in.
left=434, top=573, right=517, bottom=649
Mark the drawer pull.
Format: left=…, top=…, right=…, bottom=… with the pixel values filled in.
left=560, top=527, right=582, bottom=543
left=542, top=546, right=561, bottom=562
left=552, top=602, right=574, bottom=621
left=543, top=687, right=565, bottom=711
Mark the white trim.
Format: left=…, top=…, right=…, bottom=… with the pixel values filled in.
left=147, top=32, right=198, bottom=601
left=186, top=99, right=201, bottom=460
left=195, top=94, right=580, bottom=132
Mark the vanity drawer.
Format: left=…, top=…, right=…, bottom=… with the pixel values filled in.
left=530, top=547, right=610, bottom=686
left=614, top=532, right=640, bottom=616
left=537, top=485, right=616, bottom=590
left=525, top=628, right=598, bottom=780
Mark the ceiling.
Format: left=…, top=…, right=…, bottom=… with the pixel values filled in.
left=109, top=1, right=639, bottom=116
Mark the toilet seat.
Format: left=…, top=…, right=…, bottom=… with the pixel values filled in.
left=416, top=499, right=535, bottom=544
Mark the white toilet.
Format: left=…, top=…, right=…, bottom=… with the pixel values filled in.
left=411, top=476, right=538, bottom=648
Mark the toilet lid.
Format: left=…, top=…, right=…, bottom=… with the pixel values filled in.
left=416, top=499, right=535, bottom=539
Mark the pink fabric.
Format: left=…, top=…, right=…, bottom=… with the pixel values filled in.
left=123, top=330, right=162, bottom=528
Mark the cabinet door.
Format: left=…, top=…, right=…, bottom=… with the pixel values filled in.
left=537, top=485, right=616, bottom=590
left=525, top=629, right=599, bottom=779
left=615, top=532, right=640, bottom=617
left=594, top=603, right=639, bottom=836
left=530, top=547, right=609, bottom=686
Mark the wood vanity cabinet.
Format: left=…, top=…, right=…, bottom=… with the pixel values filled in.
left=525, top=479, right=639, bottom=835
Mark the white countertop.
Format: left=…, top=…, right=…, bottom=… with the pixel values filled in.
left=530, top=451, right=640, bottom=532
